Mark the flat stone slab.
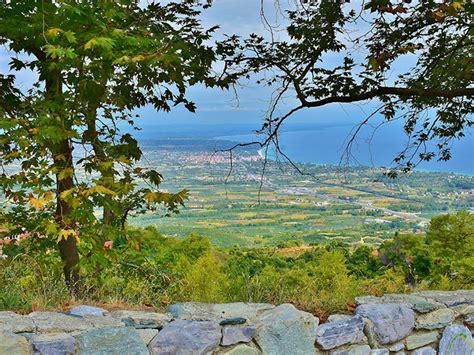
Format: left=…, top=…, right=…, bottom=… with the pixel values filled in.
left=136, top=329, right=159, bottom=346
left=415, top=308, right=455, bottom=330
left=438, top=324, right=474, bottom=355
left=84, top=315, right=125, bottom=329
left=110, top=310, right=170, bottom=329
left=412, top=346, right=437, bottom=355
left=0, top=332, right=30, bottom=354
left=330, top=344, right=371, bottom=355
left=31, top=332, right=75, bottom=355
left=148, top=320, right=221, bottom=355
left=0, top=311, right=35, bottom=333
left=316, top=315, right=365, bottom=350
left=167, top=302, right=274, bottom=322
left=356, top=294, right=444, bottom=313
left=222, top=326, right=256, bottom=346
left=75, top=326, right=148, bottom=355
left=414, top=290, right=474, bottom=307
left=465, top=314, right=474, bottom=327
left=356, top=303, right=414, bottom=344
left=28, top=311, right=91, bottom=333
left=327, top=314, right=353, bottom=323
left=405, top=331, right=438, bottom=350
left=221, top=344, right=260, bottom=355
left=68, top=305, right=107, bottom=317
left=256, top=303, right=318, bottom=355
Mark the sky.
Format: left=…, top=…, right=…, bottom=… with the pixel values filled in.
left=0, top=0, right=376, bottom=128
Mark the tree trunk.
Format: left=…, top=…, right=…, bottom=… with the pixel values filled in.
left=85, top=105, right=116, bottom=225
left=46, top=70, right=81, bottom=292
left=55, top=139, right=80, bottom=290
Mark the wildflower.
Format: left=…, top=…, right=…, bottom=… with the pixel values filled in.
left=103, top=240, right=114, bottom=250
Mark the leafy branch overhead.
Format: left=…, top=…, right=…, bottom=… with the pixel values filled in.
left=222, top=0, right=473, bottom=173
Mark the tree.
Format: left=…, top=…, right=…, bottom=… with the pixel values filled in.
left=224, top=0, right=473, bottom=173
left=0, top=1, right=233, bottom=290
left=427, top=210, right=474, bottom=285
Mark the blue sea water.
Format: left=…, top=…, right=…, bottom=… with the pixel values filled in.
left=216, top=122, right=474, bottom=175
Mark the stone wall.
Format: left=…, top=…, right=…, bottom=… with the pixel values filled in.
left=0, top=290, right=473, bottom=354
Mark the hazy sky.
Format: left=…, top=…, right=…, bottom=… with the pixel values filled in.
left=0, top=0, right=376, bottom=128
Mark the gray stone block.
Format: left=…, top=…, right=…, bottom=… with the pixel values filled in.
left=110, top=310, right=170, bottom=329
left=0, top=311, right=35, bottom=333
left=75, top=326, right=148, bottom=355
left=31, top=332, right=75, bottom=355
left=438, top=324, right=474, bottom=355
left=148, top=320, right=221, bottom=355
left=316, top=315, right=365, bottom=350
left=412, top=346, right=437, bottom=355
left=356, top=303, right=414, bottom=344
left=256, top=303, right=318, bottom=355
left=167, top=302, right=274, bottom=322
left=0, top=332, right=30, bottom=354
left=28, top=312, right=91, bottom=333
left=416, top=308, right=455, bottom=330
left=68, top=305, right=107, bottom=317
left=405, top=331, right=438, bottom=350
left=221, top=326, right=256, bottom=346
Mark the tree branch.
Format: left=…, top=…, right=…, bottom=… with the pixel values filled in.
left=302, top=87, right=474, bottom=108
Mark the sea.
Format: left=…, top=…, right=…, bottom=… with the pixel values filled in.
left=136, top=121, right=474, bottom=176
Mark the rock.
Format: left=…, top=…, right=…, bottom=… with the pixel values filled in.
left=68, top=305, right=107, bottom=317
left=416, top=308, right=455, bottom=330
left=28, top=311, right=91, bottom=333
left=388, top=343, right=405, bottom=352
left=110, top=310, right=170, bottom=329
left=452, top=304, right=474, bottom=317
left=355, top=294, right=443, bottom=313
left=75, top=326, right=148, bottom=355
left=0, top=332, right=30, bottom=354
left=84, top=315, right=125, bottom=329
left=370, top=349, right=389, bottom=355
left=136, top=329, right=159, bottom=345
left=327, top=314, right=353, bottom=322
left=0, top=311, right=35, bottom=333
left=316, top=315, right=365, bottom=350
left=31, top=332, right=75, bottom=355
left=439, top=324, right=474, bottom=355
left=355, top=296, right=380, bottom=305
left=414, top=290, right=474, bottom=307
left=465, top=314, right=474, bottom=327
left=411, top=346, right=437, bottom=355
left=330, top=344, right=371, bottom=355
left=148, top=320, right=221, bottom=355
left=167, top=302, right=274, bottom=322
left=256, top=303, right=318, bottom=355
left=220, top=317, right=247, bottom=326
left=221, top=344, right=260, bottom=355
left=356, top=303, right=414, bottom=344
left=405, top=331, right=438, bottom=350
left=221, top=326, right=256, bottom=346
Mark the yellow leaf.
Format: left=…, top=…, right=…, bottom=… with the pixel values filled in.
left=29, top=196, right=44, bottom=210
left=57, top=229, right=76, bottom=243
left=452, top=2, right=464, bottom=11
left=60, top=188, right=76, bottom=200
left=83, top=185, right=116, bottom=197
left=46, top=28, right=61, bottom=38
left=58, top=167, right=74, bottom=180
left=84, top=39, right=97, bottom=50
